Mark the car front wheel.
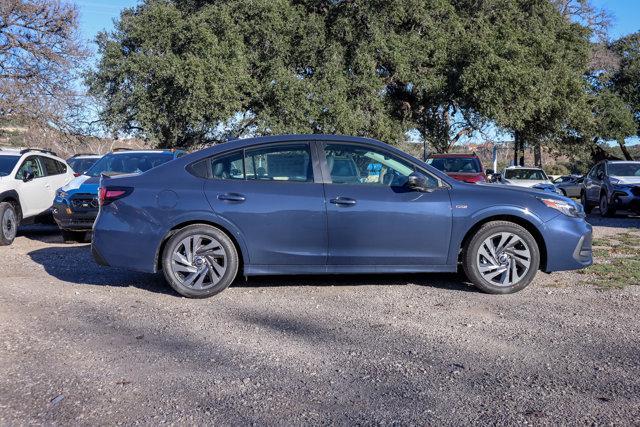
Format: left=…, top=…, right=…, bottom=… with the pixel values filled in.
left=463, top=221, right=540, bottom=294
left=0, top=202, right=18, bottom=246
left=599, top=193, right=615, bottom=217
left=162, top=224, right=239, bottom=298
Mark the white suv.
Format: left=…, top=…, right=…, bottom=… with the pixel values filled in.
left=0, top=148, right=75, bottom=245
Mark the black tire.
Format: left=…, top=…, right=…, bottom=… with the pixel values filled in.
left=599, top=193, right=615, bottom=217
left=581, top=191, right=593, bottom=214
left=0, top=202, right=18, bottom=246
left=61, top=229, right=89, bottom=243
left=462, top=221, right=540, bottom=294
left=161, top=224, right=239, bottom=298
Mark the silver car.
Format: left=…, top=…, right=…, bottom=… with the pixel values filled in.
left=553, top=175, right=584, bottom=198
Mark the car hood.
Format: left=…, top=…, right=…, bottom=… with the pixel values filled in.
left=59, top=174, right=100, bottom=194
left=503, top=179, right=551, bottom=187
left=611, top=175, right=640, bottom=185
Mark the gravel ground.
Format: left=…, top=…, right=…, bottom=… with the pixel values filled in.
left=1, top=214, right=639, bottom=425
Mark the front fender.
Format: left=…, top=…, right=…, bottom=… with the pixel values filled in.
left=447, top=205, right=551, bottom=265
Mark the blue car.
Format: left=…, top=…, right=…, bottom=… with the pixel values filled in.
left=53, top=149, right=185, bottom=241
left=581, top=160, right=640, bottom=217
left=91, top=135, right=592, bottom=297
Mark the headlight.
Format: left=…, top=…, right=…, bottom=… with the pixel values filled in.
left=538, top=197, right=585, bottom=218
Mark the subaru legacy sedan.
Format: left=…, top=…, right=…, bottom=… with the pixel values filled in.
left=92, top=135, right=592, bottom=298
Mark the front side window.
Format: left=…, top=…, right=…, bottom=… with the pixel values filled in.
left=16, top=156, right=44, bottom=179
left=324, top=144, right=431, bottom=187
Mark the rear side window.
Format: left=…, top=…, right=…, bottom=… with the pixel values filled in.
left=41, top=157, right=67, bottom=175
left=190, top=144, right=313, bottom=182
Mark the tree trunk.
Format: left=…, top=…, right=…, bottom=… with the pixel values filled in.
left=618, top=139, right=633, bottom=160
left=533, top=145, right=542, bottom=167
left=513, top=131, right=520, bottom=166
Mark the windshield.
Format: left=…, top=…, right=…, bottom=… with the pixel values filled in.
left=607, top=162, right=640, bottom=177
left=427, top=157, right=482, bottom=173
left=0, top=156, right=20, bottom=176
left=86, top=152, right=175, bottom=177
left=68, top=158, right=99, bottom=174
left=504, top=168, right=548, bottom=180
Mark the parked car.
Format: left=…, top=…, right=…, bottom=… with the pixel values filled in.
left=66, top=153, right=102, bottom=176
left=53, top=148, right=185, bottom=242
left=581, top=160, right=640, bottom=217
left=426, top=153, right=487, bottom=183
left=497, top=166, right=560, bottom=194
left=0, top=148, right=75, bottom=245
left=91, top=135, right=592, bottom=298
left=553, top=175, right=584, bottom=198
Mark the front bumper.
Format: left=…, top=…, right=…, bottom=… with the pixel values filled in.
left=52, top=198, right=98, bottom=231
left=611, top=186, right=640, bottom=213
left=542, top=214, right=592, bottom=272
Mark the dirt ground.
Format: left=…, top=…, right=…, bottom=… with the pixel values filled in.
left=1, top=214, right=639, bottom=425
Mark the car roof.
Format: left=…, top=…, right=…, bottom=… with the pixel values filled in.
left=428, top=153, right=478, bottom=158
left=505, top=166, right=543, bottom=170
left=108, top=149, right=178, bottom=155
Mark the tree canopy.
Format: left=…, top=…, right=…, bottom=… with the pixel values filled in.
left=88, top=0, right=637, bottom=158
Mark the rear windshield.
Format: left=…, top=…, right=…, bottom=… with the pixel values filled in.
left=504, top=169, right=548, bottom=180
left=607, top=163, right=640, bottom=177
left=427, top=157, right=481, bottom=173
left=0, top=156, right=20, bottom=176
left=86, top=152, right=174, bottom=177
left=68, top=158, right=99, bottom=174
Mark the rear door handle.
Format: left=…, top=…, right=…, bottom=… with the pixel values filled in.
left=217, top=193, right=246, bottom=202
left=330, top=197, right=357, bottom=206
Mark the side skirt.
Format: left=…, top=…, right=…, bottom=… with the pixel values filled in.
left=244, top=264, right=458, bottom=276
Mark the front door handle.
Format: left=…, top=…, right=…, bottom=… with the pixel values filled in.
left=218, top=193, right=246, bottom=202
left=330, top=197, right=357, bottom=206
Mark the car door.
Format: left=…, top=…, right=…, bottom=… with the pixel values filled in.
left=40, top=156, right=72, bottom=201
left=320, top=142, right=452, bottom=266
left=14, top=156, right=50, bottom=217
left=585, top=164, right=603, bottom=202
left=201, top=142, right=327, bottom=266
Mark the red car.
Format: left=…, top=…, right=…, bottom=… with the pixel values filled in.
left=426, top=153, right=487, bottom=183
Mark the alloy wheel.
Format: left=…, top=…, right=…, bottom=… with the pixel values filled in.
left=476, top=232, right=531, bottom=287
left=170, top=234, right=227, bottom=290
left=2, top=208, right=16, bottom=241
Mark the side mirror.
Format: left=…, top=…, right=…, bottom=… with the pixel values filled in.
left=406, top=172, right=430, bottom=192
left=22, top=170, right=35, bottom=182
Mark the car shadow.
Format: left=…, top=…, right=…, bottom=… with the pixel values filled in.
left=27, top=243, right=478, bottom=296
left=27, top=244, right=177, bottom=296
left=236, top=272, right=478, bottom=293
left=586, top=212, right=640, bottom=229
left=17, top=224, right=64, bottom=244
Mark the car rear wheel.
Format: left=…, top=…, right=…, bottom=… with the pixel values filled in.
left=463, top=221, right=540, bottom=294
left=599, top=193, right=615, bottom=217
left=581, top=191, right=593, bottom=214
left=0, top=202, right=18, bottom=246
left=162, top=224, right=239, bottom=298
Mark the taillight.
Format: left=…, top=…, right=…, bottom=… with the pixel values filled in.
left=98, top=186, right=133, bottom=206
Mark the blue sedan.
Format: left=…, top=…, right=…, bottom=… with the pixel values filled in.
left=91, top=135, right=592, bottom=297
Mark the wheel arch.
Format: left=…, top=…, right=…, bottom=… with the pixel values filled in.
left=0, top=190, right=23, bottom=221
left=155, top=219, right=247, bottom=275
left=459, top=214, right=548, bottom=271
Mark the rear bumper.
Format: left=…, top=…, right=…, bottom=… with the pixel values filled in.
left=542, top=214, right=592, bottom=272
left=52, top=201, right=97, bottom=231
